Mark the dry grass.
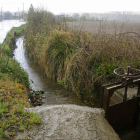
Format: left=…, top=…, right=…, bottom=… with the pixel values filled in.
left=25, top=9, right=140, bottom=105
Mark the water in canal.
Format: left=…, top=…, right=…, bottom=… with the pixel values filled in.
left=13, top=37, right=86, bottom=106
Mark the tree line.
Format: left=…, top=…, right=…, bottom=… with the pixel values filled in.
left=1, top=10, right=140, bottom=21
left=57, top=11, right=140, bottom=22
left=0, top=11, right=26, bottom=20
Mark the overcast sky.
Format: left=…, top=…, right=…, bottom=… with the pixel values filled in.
left=0, top=0, right=140, bottom=14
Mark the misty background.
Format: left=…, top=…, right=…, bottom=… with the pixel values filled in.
left=1, top=10, right=140, bottom=21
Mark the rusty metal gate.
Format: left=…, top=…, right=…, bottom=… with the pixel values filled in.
left=102, top=66, right=140, bottom=133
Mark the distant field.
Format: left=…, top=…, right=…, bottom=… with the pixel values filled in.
left=68, top=21, right=140, bottom=35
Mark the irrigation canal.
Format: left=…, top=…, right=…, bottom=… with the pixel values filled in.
left=13, top=36, right=87, bottom=106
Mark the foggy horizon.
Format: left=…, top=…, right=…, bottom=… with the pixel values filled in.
left=1, top=0, right=140, bottom=15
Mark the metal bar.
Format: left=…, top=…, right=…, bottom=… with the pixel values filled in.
left=101, top=86, right=105, bottom=108
left=137, top=83, right=140, bottom=96
left=106, top=79, right=140, bottom=91
left=123, top=86, right=128, bottom=102
left=101, top=83, right=120, bottom=108
left=127, top=66, right=130, bottom=76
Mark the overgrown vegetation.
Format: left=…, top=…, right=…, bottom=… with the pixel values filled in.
left=0, top=55, right=29, bottom=87
left=0, top=24, right=29, bottom=87
left=0, top=78, right=41, bottom=139
left=25, top=7, right=140, bottom=105
left=0, top=24, right=41, bottom=139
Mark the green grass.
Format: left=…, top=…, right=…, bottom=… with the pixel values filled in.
left=0, top=79, right=41, bottom=139
left=0, top=55, right=29, bottom=87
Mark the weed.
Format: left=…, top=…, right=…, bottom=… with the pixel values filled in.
left=19, top=125, right=25, bottom=131
left=57, top=79, right=69, bottom=90
left=0, top=128, right=4, bottom=138
left=28, top=112, right=41, bottom=124
left=0, top=56, right=29, bottom=87
left=57, top=80, right=64, bottom=86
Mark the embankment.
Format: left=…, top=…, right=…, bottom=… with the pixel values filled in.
left=0, top=24, right=41, bottom=139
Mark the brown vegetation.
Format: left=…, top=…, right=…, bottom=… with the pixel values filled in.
left=25, top=8, right=140, bottom=105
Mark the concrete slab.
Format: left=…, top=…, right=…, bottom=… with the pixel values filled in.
left=14, top=105, right=120, bottom=140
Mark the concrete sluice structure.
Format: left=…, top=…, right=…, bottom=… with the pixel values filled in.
left=14, top=105, right=120, bottom=140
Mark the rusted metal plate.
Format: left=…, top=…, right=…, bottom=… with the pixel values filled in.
left=106, top=98, right=140, bottom=133
left=103, top=79, right=140, bottom=134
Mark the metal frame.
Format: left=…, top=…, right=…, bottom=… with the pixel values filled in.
left=102, top=78, right=140, bottom=133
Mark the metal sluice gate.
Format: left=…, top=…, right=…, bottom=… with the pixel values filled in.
left=102, top=66, right=140, bottom=133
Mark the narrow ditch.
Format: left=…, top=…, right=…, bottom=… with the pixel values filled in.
left=13, top=36, right=88, bottom=107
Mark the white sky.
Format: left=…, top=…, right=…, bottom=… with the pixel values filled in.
left=0, top=0, right=140, bottom=14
